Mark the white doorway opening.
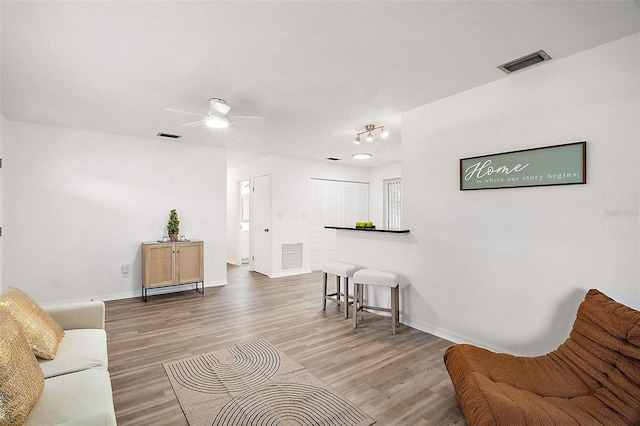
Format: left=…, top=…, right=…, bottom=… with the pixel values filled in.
left=238, top=180, right=250, bottom=264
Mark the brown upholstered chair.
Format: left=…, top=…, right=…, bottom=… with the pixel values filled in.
left=444, top=289, right=640, bottom=425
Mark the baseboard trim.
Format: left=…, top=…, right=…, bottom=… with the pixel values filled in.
left=42, top=280, right=228, bottom=305
left=401, top=316, right=510, bottom=354
left=269, top=269, right=313, bottom=279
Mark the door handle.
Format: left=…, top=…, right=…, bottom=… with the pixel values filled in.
left=264, top=228, right=270, bottom=232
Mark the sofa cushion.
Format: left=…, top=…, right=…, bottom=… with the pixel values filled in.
left=0, top=287, right=65, bottom=359
left=44, top=301, right=105, bottom=330
left=0, top=312, right=45, bottom=426
left=38, top=329, right=108, bottom=378
left=25, top=367, right=116, bottom=426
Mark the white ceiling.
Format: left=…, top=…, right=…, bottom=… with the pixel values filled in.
left=2, top=1, right=639, bottom=167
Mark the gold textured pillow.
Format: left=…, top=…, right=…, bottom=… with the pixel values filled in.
left=0, top=312, right=45, bottom=425
left=0, top=287, right=64, bottom=359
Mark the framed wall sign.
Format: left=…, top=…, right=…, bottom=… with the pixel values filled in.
left=460, top=142, right=586, bottom=191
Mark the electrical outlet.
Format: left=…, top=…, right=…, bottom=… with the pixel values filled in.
left=121, top=264, right=130, bottom=277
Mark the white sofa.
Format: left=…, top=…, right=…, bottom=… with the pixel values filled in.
left=26, top=301, right=117, bottom=426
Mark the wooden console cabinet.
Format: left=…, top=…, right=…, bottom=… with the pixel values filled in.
left=141, top=241, right=204, bottom=301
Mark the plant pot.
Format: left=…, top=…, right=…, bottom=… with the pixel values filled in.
left=169, top=233, right=179, bottom=242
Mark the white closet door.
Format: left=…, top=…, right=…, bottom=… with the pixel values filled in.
left=311, top=180, right=340, bottom=270
left=310, top=179, right=369, bottom=270
left=341, top=181, right=369, bottom=226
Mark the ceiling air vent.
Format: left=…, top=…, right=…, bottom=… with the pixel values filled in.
left=325, top=157, right=341, bottom=161
left=498, top=50, right=551, bottom=74
left=157, top=132, right=182, bottom=139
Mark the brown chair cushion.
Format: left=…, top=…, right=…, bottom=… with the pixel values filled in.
left=444, top=289, right=640, bottom=425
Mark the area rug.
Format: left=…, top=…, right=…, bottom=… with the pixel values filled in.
left=164, top=339, right=376, bottom=426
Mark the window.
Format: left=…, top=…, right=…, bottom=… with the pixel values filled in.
left=383, top=177, right=401, bottom=229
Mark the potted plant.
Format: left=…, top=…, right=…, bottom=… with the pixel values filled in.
left=167, top=209, right=180, bottom=241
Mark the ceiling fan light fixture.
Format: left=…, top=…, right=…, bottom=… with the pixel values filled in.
left=366, top=132, right=373, bottom=142
left=352, top=153, right=372, bottom=160
left=205, top=115, right=230, bottom=128
left=354, top=135, right=361, bottom=144
left=381, top=127, right=389, bottom=138
left=167, top=97, right=258, bottom=129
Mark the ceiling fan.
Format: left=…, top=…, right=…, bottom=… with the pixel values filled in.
left=164, top=98, right=262, bottom=129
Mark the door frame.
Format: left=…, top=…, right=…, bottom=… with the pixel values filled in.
left=236, top=179, right=251, bottom=265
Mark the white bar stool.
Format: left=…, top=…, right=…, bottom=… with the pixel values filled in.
left=352, top=269, right=400, bottom=334
left=322, top=261, right=361, bottom=318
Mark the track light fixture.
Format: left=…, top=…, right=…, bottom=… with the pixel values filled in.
left=354, top=124, right=388, bottom=144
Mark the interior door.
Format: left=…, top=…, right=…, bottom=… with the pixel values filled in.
left=251, top=174, right=271, bottom=276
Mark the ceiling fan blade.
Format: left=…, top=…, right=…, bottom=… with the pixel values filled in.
left=180, top=119, right=206, bottom=127
left=164, top=108, right=206, bottom=117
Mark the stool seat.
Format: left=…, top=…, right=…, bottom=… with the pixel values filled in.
left=323, top=261, right=360, bottom=278
left=352, top=269, right=400, bottom=335
left=322, top=262, right=362, bottom=319
left=353, top=269, right=397, bottom=287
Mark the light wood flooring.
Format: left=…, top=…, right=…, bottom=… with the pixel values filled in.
left=105, top=265, right=466, bottom=425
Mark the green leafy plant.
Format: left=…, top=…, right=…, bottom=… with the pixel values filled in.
left=167, top=209, right=180, bottom=237
left=355, top=221, right=374, bottom=228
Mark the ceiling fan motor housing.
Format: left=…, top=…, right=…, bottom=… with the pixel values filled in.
left=209, top=98, right=232, bottom=116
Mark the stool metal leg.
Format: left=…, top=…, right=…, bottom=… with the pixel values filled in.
left=322, top=272, right=328, bottom=310
left=395, top=286, right=400, bottom=326
left=391, top=285, right=397, bottom=335
left=344, top=277, right=350, bottom=319
left=336, top=275, right=341, bottom=305
left=353, top=283, right=360, bottom=329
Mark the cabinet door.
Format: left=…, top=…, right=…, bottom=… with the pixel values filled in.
left=143, top=244, right=175, bottom=288
left=176, top=242, right=204, bottom=284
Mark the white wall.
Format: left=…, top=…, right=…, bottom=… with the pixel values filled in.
left=369, top=162, right=401, bottom=227
left=4, top=121, right=227, bottom=303
left=338, top=34, right=639, bottom=356
left=227, top=155, right=370, bottom=276
left=0, top=3, right=4, bottom=292
left=0, top=114, right=4, bottom=292
left=271, top=156, right=371, bottom=277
